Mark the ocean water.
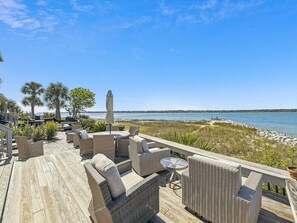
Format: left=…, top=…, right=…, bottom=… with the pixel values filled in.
left=62, top=112, right=297, bottom=137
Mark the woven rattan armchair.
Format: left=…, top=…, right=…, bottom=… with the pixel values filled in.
left=66, top=126, right=83, bottom=143
left=129, top=136, right=171, bottom=176
left=84, top=159, right=159, bottom=223
left=117, top=126, right=140, bottom=157
left=15, top=136, right=44, bottom=160
left=73, top=132, right=93, bottom=155
left=182, top=155, right=263, bottom=223
left=93, top=135, right=115, bottom=161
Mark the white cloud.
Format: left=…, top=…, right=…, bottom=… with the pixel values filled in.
left=0, top=0, right=59, bottom=33
left=159, top=1, right=176, bottom=16
left=120, top=16, right=152, bottom=29
left=36, top=0, right=47, bottom=6
left=159, top=0, right=264, bottom=24
left=190, top=0, right=217, bottom=10
left=69, top=0, right=93, bottom=12
left=0, top=0, right=40, bottom=29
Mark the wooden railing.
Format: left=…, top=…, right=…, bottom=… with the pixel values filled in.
left=0, top=124, right=12, bottom=158
left=140, top=133, right=289, bottom=195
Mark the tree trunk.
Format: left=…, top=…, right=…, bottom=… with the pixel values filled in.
left=55, top=101, right=61, bottom=120
left=31, top=104, right=35, bottom=119
left=73, top=107, right=77, bottom=118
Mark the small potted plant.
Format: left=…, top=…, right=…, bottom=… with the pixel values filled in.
left=288, top=166, right=297, bottom=180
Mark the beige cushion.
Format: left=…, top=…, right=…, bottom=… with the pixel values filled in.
left=120, top=170, right=143, bottom=190
left=141, top=139, right=149, bottom=152
left=133, top=135, right=145, bottom=153
left=91, top=154, right=126, bottom=199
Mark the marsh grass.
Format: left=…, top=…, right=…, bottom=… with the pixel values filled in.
left=116, top=120, right=296, bottom=170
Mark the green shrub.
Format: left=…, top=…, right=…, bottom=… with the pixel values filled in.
left=81, top=118, right=96, bottom=129
left=23, top=124, right=33, bottom=139
left=160, top=132, right=215, bottom=151
left=79, top=114, right=90, bottom=119
left=44, top=122, right=58, bottom=141
left=43, top=112, right=55, bottom=118
left=32, top=125, right=45, bottom=142
left=12, top=127, right=24, bottom=137
left=90, top=121, right=106, bottom=132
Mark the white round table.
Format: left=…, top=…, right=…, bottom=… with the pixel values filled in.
left=161, top=157, right=188, bottom=188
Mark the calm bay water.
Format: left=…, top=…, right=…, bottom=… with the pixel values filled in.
left=62, top=112, right=297, bottom=137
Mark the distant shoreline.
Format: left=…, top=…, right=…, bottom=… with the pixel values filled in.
left=81, top=109, right=297, bottom=113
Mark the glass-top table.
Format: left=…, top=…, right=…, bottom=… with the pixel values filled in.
left=160, top=157, right=188, bottom=188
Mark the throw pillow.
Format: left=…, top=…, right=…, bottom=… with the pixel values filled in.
left=141, top=139, right=149, bottom=152
left=78, top=130, right=89, bottom=139
left=91, top=154, right=126, bottom=199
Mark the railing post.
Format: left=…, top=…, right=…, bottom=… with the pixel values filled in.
left=6, top=129, right=12, bottom=157
left=282, top=188, right=286, bottom=196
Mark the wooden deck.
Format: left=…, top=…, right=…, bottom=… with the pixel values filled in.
left=0, top=132, right=295, bottom=223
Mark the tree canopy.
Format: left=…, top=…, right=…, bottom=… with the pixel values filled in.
left=44, top=82, right=69, bottom=120
left=67, top=87, right=95, bottom=118
left=7, top=99, right=22, bottom=114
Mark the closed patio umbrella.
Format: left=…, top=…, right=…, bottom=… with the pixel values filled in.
left=105, top=90, right=114, bottom=134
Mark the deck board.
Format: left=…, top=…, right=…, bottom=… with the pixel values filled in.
left=0, top=132, right=295, bottom=223
left=0, top=157, right=14, bottom=220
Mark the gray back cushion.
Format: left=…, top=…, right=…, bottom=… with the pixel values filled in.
left=78, top=130, right=89, bottom=139
left=91, top=154, right=126, bottom=199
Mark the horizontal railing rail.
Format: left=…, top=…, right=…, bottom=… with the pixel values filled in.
left=140, top=133, right=289, bottom=189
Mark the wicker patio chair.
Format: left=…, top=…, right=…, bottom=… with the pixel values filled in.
left=73, top=130, right=93, bottom=155
left=129, top=136, right=171, bottom=176
left=84, top=158, right=159, bottom=223
left=66, top=125, right=83, bottom=143
left=117, top=138, right=130, bottom=157
left=182, top=155, right=263, bottom=223
left=117, top=126, right=140, bottom=157
left=93, top=135, right=115, bottom=161
left=15, top=136, right=44, bottom=160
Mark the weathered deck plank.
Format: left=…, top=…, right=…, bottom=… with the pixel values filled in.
left=0, top=132, right=294, bottom=223
left=0, top=157, right=14, bottom=221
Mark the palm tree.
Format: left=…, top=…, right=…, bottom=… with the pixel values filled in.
left=21, top=82, right=44, bottom=119
left=44, top=82, right=70, bottom=120
left=7, top=99, right=23, bottom=115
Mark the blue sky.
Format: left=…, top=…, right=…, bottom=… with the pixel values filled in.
left=0, top=0, right=297, bottom=112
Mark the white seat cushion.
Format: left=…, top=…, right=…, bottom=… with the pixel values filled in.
left=120, top=170, right=143, bottom=190
left=91, top=154, right=126, bottom=199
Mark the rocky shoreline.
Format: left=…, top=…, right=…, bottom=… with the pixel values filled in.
left=257, top=129, right=297, bottom=147
left=213, top=119, right=297, bottom=147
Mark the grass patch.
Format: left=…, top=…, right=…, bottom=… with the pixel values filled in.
left=116, top=120, right=296, bottom=170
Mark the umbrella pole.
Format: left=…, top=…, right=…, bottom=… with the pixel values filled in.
left=109, top=124, right=111, bottom=134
